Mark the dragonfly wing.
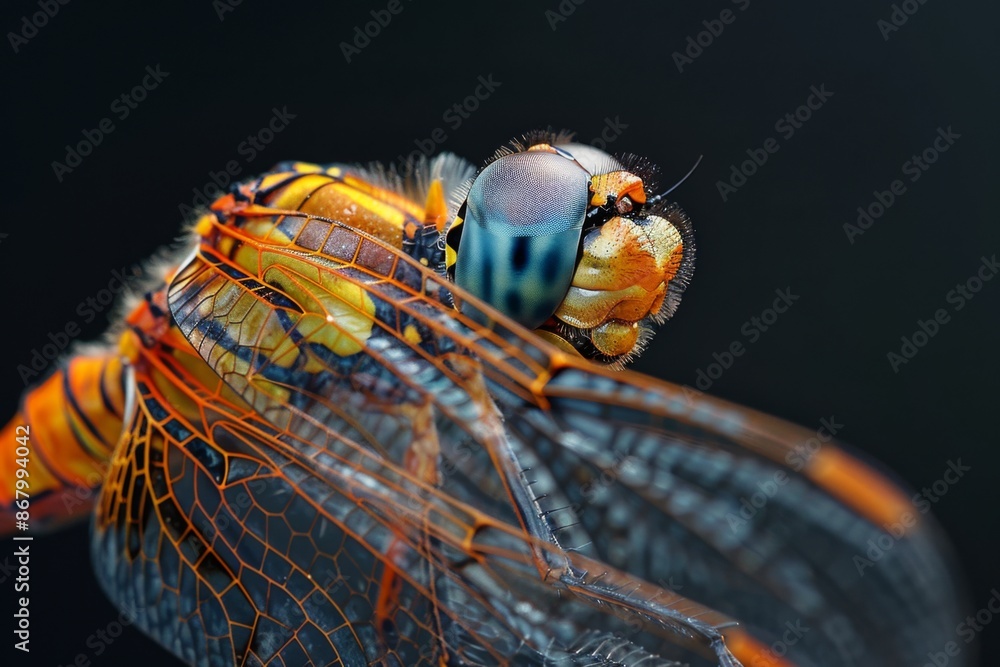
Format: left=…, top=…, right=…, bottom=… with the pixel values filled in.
left=498, top=369, right=966, bottom=666
left=159, top=200, right=965, bottom=666
left=91, top=364, right=435, bottom=666
left=90, top=325, right=699, bottom=666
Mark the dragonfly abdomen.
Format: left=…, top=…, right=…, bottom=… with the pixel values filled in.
left=1, top=350, right=127, bottom=532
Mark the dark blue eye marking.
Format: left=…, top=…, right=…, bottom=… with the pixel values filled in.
left=542, top=246, right=564, bottom=283
left=452, top=149, right=590, bottom=328
left=505, top=290, right=522, bottom=315
left=511, top=237, right=530, bottom=272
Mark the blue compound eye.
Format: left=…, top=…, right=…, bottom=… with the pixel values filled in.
left=453, top=150, right=590, bottom=329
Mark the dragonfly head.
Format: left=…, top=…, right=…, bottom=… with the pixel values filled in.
left=445, top=133, right=695, bottom=367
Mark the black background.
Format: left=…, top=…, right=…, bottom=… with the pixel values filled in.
left=2, top=1, right=998, bottom=665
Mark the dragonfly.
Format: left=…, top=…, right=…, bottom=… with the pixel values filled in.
left=1, top=132, right=966, bottom=666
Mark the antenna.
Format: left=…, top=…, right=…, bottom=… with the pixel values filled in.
left=647, top=155, right=704, bottom=205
